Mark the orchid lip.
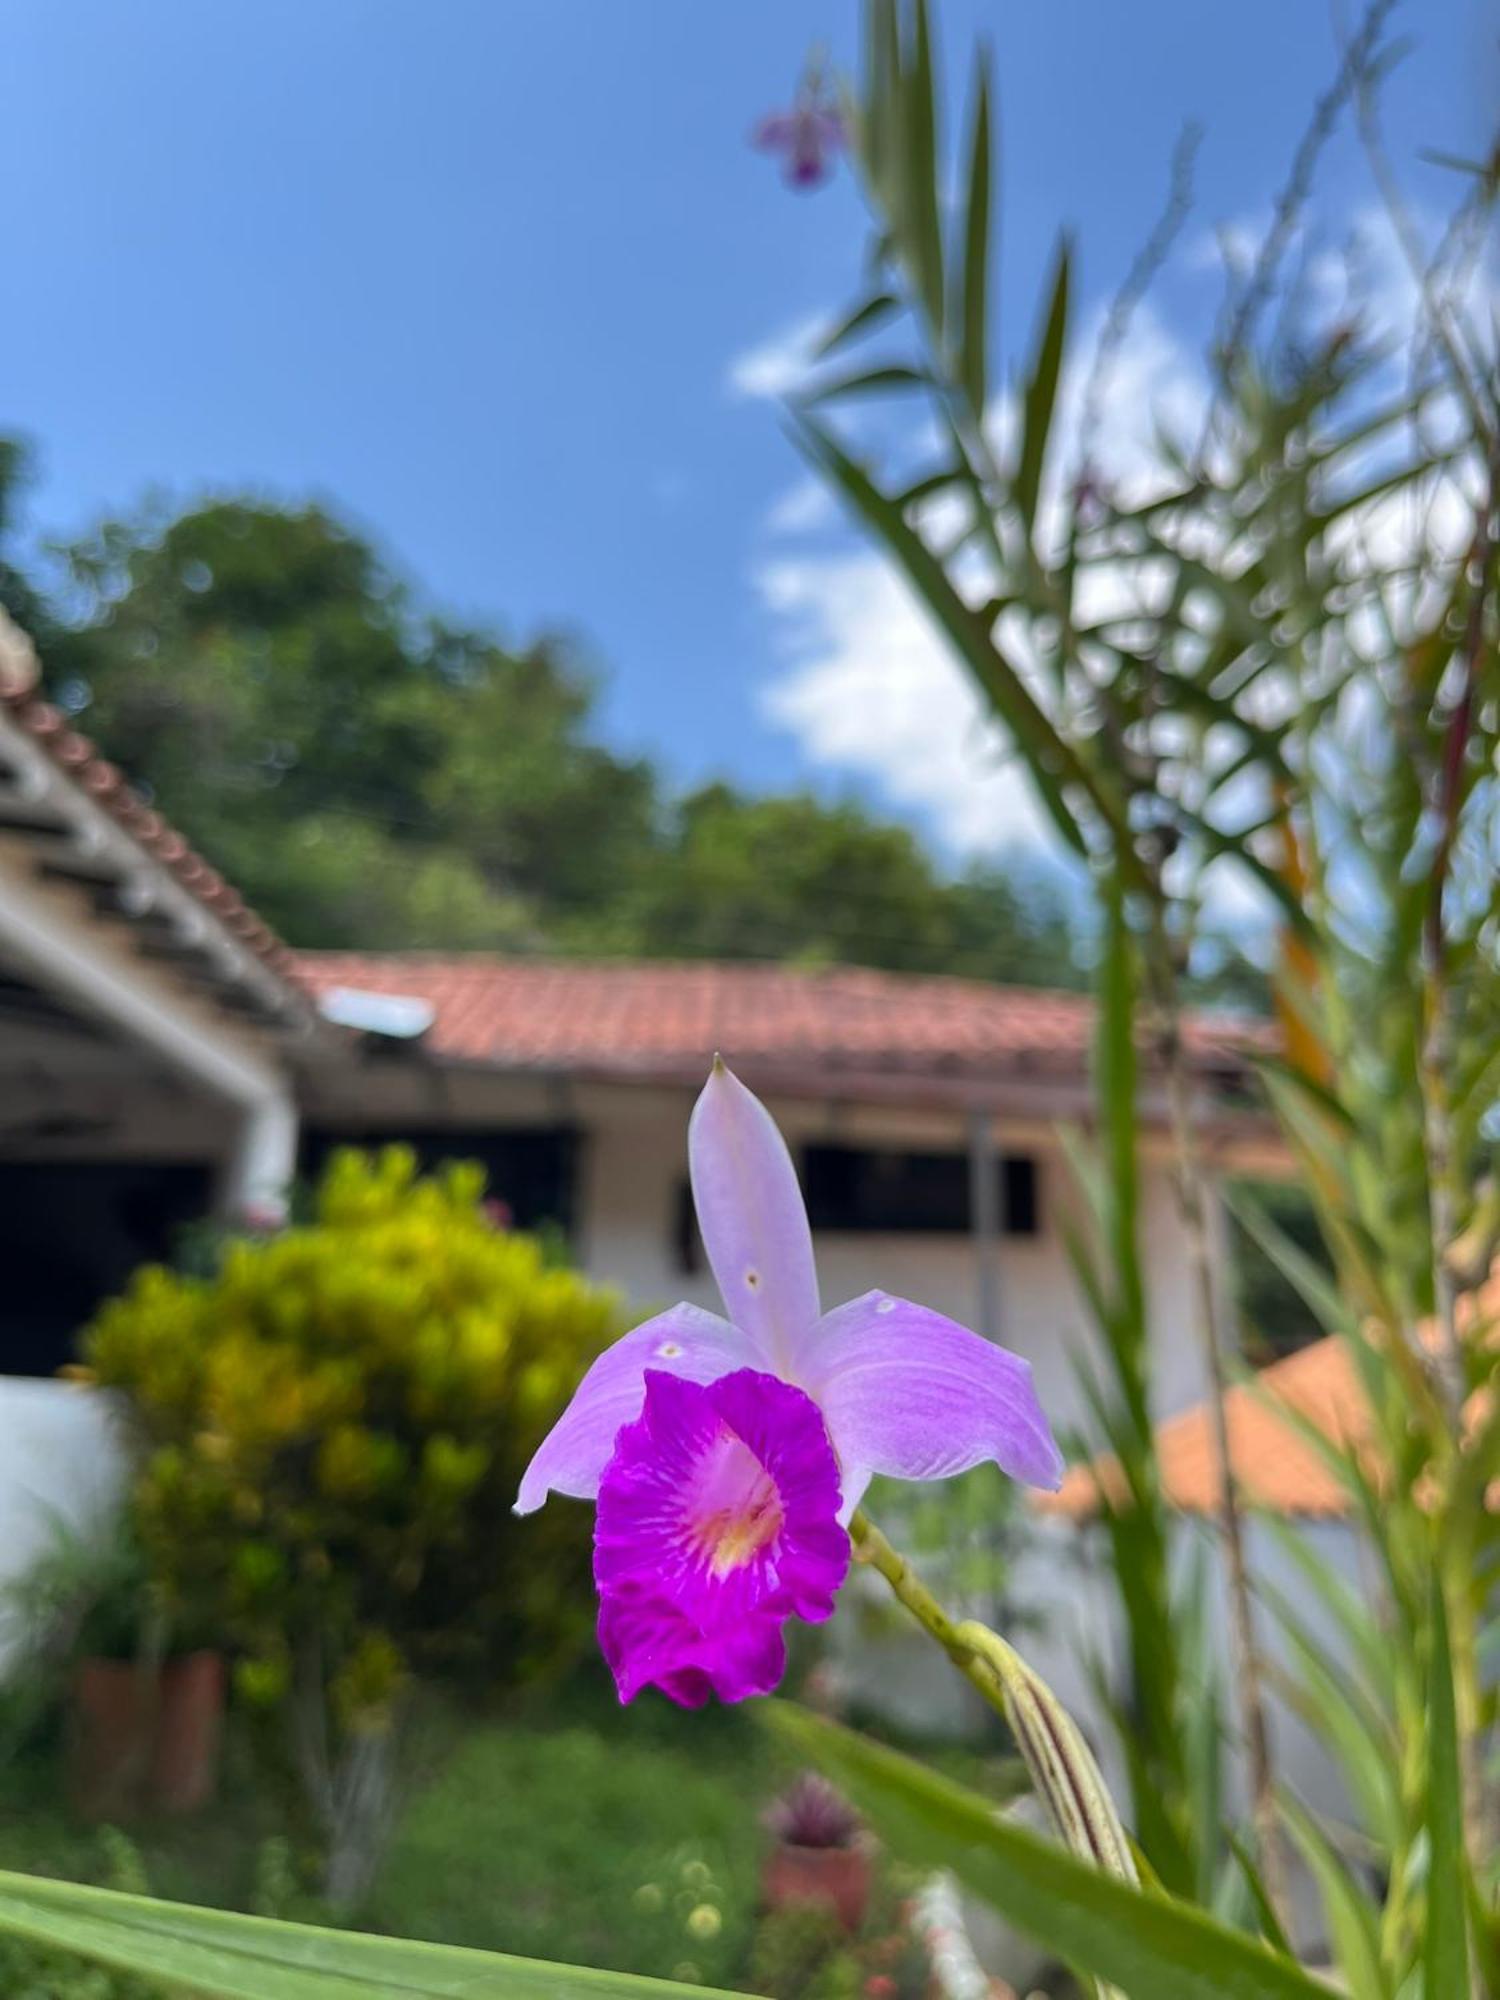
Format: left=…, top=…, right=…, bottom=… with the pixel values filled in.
left=593, top=1369, right=849, bottom=1705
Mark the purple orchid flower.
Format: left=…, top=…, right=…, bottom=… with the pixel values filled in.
left=752, top=66, right=845, bottom=190
left=517, top=1060, right=1062, bottom=1707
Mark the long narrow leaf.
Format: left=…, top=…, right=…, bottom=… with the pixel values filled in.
left=0, top=1871, right=718, bottom=2000
left=1279, top=1802, right=1389, bottom=2000
left=765, top=1707, right=1334, bottom=2000
left=814, top=291, right=902, bottom=359
left=955, top=52, right=992, bottom=414
left=1220, top=1185, right=1354, bottom=1337
left=1015, top=235, right=1070, bottom=531
left=1259, top=1517, right=1395, bottom=1717
left=903, top=0, right=944, bottom=334
left=800, top=361, right=930, bottom=405
left=1423, top=1572, right=1469, bottom=2000
left=1264, top=1587, right=1402, bottom=1852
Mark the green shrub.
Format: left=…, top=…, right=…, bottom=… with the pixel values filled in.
left=81, top=1147, right=624, bottom=1903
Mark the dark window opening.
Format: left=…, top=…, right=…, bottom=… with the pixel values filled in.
left=300, top=1126, right=580, bottom=1238
left=0, top=1161, right=214, bottom=1377
left=1002, top=1155, right=1038, bottom=1237
left=673, top=1179, right=702, bottom=1275
left=802, top=1145, right=1041, bottom=1237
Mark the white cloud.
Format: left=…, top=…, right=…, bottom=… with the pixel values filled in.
left=752, top=302, right=1212, bottom=865
left=1186, top=212, right=1270, bottom=277
left=757, top=551, right=1054, bottom=853
left=726, top=312, right=827, bottom=401
left=763, top=475, right=838, bottom=536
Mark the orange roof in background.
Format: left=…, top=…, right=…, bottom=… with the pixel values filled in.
left=1039, top=1335, right=1371, bottom=1522
left=1042, top=1309, right=1498, bottom=1522
left=294, top=952, right=1266, bottom=1088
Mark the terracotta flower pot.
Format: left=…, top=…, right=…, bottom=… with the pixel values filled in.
left=68, top=1651, right=225, bottom=1820
left=763, top=1839, right=873, bottom=1933
left=152, top=1650, right=226, bottom=1813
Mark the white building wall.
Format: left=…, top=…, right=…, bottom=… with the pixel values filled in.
left=0, top=1381, right=126, bottom=1670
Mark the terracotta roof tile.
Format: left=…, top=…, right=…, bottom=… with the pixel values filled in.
left=0, top=681, right=296, bottom=980
left=293, top=951, right=1266, bottom=1088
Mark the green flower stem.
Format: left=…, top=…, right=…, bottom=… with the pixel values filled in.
left=850, top=1510, right=1138, bottom=1887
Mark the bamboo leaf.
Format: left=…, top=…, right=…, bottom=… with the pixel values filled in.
left=956, top=51, right=992, bottom=415
left=0, top=1871, right=719, bottom=2000
left=859, top=0, right=899, bottom=206
left=892, top=462, right=968, bottom=511
left=1015, top=234, right=1071, bottom=531
left=1264, top=1586, right=1402, bottom=1852
left=801, top=362, right=929, bottom=405
left=1259, top=1516, right=1395, bottom=1717
left=1423, top=1571, right=1469, bottom=2000
left=814, top=292, right=902, bottom=359
left=763, top=1707, right=1336, bottom=2000
left=1221, top=1184, right=1355, bottom=1337
left=903, top=0, right=944, bottom=334
left=1225, top=1835, right=1293, bottom=1958
left=1280, top=1801, right=1389, bottom=2000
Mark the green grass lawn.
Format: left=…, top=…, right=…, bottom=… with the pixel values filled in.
left=379, top=1690, right=775, bottom=1986
left=0, top=1676, right=793, bottom=1988
left=0, top=1671, right=1023, bottom=1995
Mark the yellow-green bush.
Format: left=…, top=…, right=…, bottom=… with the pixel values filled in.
left=83, top=1147, right=622, bottom=1709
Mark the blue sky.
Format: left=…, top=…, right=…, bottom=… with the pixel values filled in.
left=3, top=0, right=1494, bottom=862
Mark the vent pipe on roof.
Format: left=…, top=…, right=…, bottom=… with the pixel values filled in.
left=317, top=987, right=435, bottom=1042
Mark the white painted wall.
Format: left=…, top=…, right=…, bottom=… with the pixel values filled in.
left=0, top=1381, right=127, bottom=1670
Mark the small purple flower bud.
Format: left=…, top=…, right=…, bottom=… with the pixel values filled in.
left=752, top=62, right=845, bottom=190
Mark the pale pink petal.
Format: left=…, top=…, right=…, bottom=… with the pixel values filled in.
left=515, top=1304, right=755, bottom=1514
left=806, top=1291, right=1064, bottom=1494
left=688, top=1061, right=819, bottom=1370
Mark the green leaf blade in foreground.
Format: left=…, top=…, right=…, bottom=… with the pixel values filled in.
left=1279, top=1800, right=1388, bottom=2000
left=813, top=291, right=901, bottom=359
left=1423, top=1573, right=1469, bottom=2000
left=1014, top=233, right=1070, bottom=530
left=956, top=52, right=992, bottom=415
left=903, top=0, right=944, bottom=334
left=763, top=1707, right=1333, bottom=2000
left=0, top=1870, right=719, bottom=2000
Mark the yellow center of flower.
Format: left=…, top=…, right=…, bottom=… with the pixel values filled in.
left=688, top=1437, right=785, bottom=1576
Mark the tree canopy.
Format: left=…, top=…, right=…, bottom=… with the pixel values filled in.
left=3, top=445, right=1084, bottom=981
